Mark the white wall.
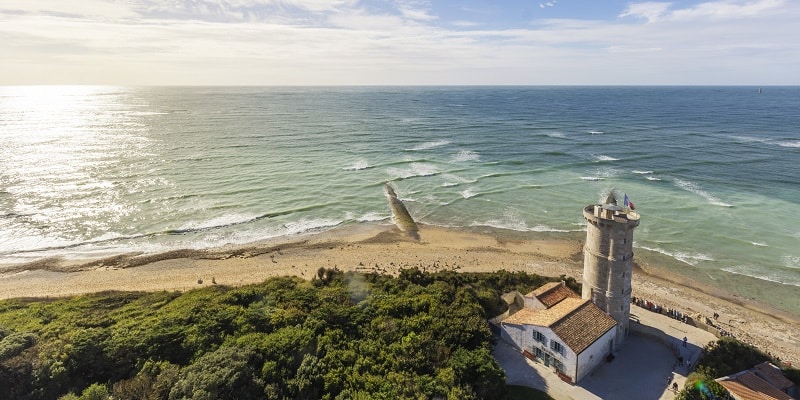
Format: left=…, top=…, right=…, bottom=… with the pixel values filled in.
left=576, top=326, right=617, bottom=382
left=501, top=322, right=578, bottom=382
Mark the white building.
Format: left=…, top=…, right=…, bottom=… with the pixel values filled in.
left=498, top=281, right=617, bottom=384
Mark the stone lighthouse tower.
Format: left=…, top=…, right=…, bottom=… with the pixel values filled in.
left=582, top=193, right=640, bottom=348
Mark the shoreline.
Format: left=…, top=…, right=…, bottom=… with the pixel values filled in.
left=1, top=223, right=798, bottom=365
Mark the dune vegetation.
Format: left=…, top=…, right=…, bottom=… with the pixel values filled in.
left=0, top=268, right=563, bottom=400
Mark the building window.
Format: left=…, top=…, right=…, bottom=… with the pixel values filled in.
left=533, top=330, right=547, bottom=345
left=553, top=359, right=565, bottom=373
left=551, top=340, right=565, bottom=356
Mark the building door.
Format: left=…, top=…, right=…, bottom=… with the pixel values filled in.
left=544, top=352, right=552, bottom=367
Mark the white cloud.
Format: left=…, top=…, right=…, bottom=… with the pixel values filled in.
left=451, top=20, right=480, bottom=27
left=327, top=12, right=407, bottom=30
left=0, top=0, right=798, bottom=85
left=669, top=0, right=786, bottom=20
left=0, top=0, right=137, bottom=19
left=619, top=2, right=673, bottom=22
left=621, top=0, right=787, bottom=23
left=539, top=1, right=558, bottom=9
left=394, top=0, right=437, bottom=22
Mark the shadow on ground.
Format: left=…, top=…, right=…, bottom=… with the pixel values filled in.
left=493, top=332, right=702, bottom=400
left=492, top=336, right=552, bottom=394
left=580, top=334, right=685, bottom=400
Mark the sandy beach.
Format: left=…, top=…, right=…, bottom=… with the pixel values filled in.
left=1, top=223, right=798, bottom=366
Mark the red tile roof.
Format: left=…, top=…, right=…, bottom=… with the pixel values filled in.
left=503, top=297, right=616, bottom=355
left=530, top=282, right=579, bottom=308
left=551, top=301, right=617, bottom=354
left=717, top=371, right=793, bottom=400
left=505, top=297, right=586, bottom=327
left=753, top=362, right=794, bottom=391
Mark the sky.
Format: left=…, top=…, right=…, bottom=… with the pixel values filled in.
left=1, top=0, right=798, bottom=85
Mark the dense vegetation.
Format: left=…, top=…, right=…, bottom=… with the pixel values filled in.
left=676, top=336, right=800, bottom=400
left=0, top=268, right=562, bottom=399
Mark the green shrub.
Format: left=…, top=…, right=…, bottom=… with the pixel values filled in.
left=0, top=331, right=37, bottom=361
left=0, top=270, right=566, bottom=399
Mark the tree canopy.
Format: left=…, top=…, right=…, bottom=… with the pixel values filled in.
left=0, top=268, right=556, bottom=399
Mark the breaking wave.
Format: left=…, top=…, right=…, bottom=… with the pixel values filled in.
left=593, top=154, right=620, bottom=162
left=452, top=150, right=480, bottom=162
left=722, top=265, right=800, bottom=287
left=673, top=178, right=733, bottom=207
left=343, top=159, right=371, bottom=171
left=639, top=245, right=715, bottom=266
left=407, top=140, right=450, bottom=151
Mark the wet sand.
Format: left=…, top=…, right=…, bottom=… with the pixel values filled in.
left=1, top=223, right=798, bottom=366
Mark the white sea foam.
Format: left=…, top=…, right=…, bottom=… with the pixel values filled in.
left=234, top=218, right=343, bottom=244
left=593, top=155, right=620, bottom=162
left=440, top=174, right=476, bottom=187
left=673, top=178, right=733, bottom=207
left=476, top=221, right=579, bottom=233
left=581, top=167, right=620, bottom=181
left=729, top=135, right=800, bottom=149
left=546, top=132, right=566, bottom=138
left=460, top=188, right=478, bottom=199
left=673, top=251, right=715, bottom=265
left=639, top=245, right=714, bottom=266
left=589, top=131, right=604, bottom=135
left=177, top=213, right=258, bottom=231
left=282, top=218, right=342, bottom=235
left=729, top=135, right=767, bottom=144
left=476, top=219, right=527, bottom=232
left=722, top=265, right=800, bottom=287
left=479, top=217, right=525, bottom=231
left=646, top=176, right=662, bottom=181
left=751, top=242, right=768, bottom=247
left=782, top=255, right=800, bottom=270
left=531, top=225, right=571, bottom=233
left=357, top=212, right=389, bottom=222
left=632, top=170, right=654, bottom=175
left=386, top=163, right=439, bottom=179
left=452, top=150, right=480, bottom=162
left=408, top=140, right=450, bottom=151
left=476, top=208, right=528, bottom=231
left=343, top=159, right=370, bottom=171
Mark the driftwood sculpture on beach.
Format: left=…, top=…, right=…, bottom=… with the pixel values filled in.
left=384, top=183, right=420, bottom=240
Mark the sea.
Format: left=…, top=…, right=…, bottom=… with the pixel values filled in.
left=1, top=86, right=798, bottom=314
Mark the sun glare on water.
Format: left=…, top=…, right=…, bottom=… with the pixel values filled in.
left=0, top=86, right=145, bottom=251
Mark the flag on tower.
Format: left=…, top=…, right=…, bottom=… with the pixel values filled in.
left=624, top=193, right=635, bottom=210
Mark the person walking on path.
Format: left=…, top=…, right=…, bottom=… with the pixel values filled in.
left=683, top=336, right=688, bottom=347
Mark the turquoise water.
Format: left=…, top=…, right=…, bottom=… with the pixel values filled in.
left=1, top=86, right=798, bottom=312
